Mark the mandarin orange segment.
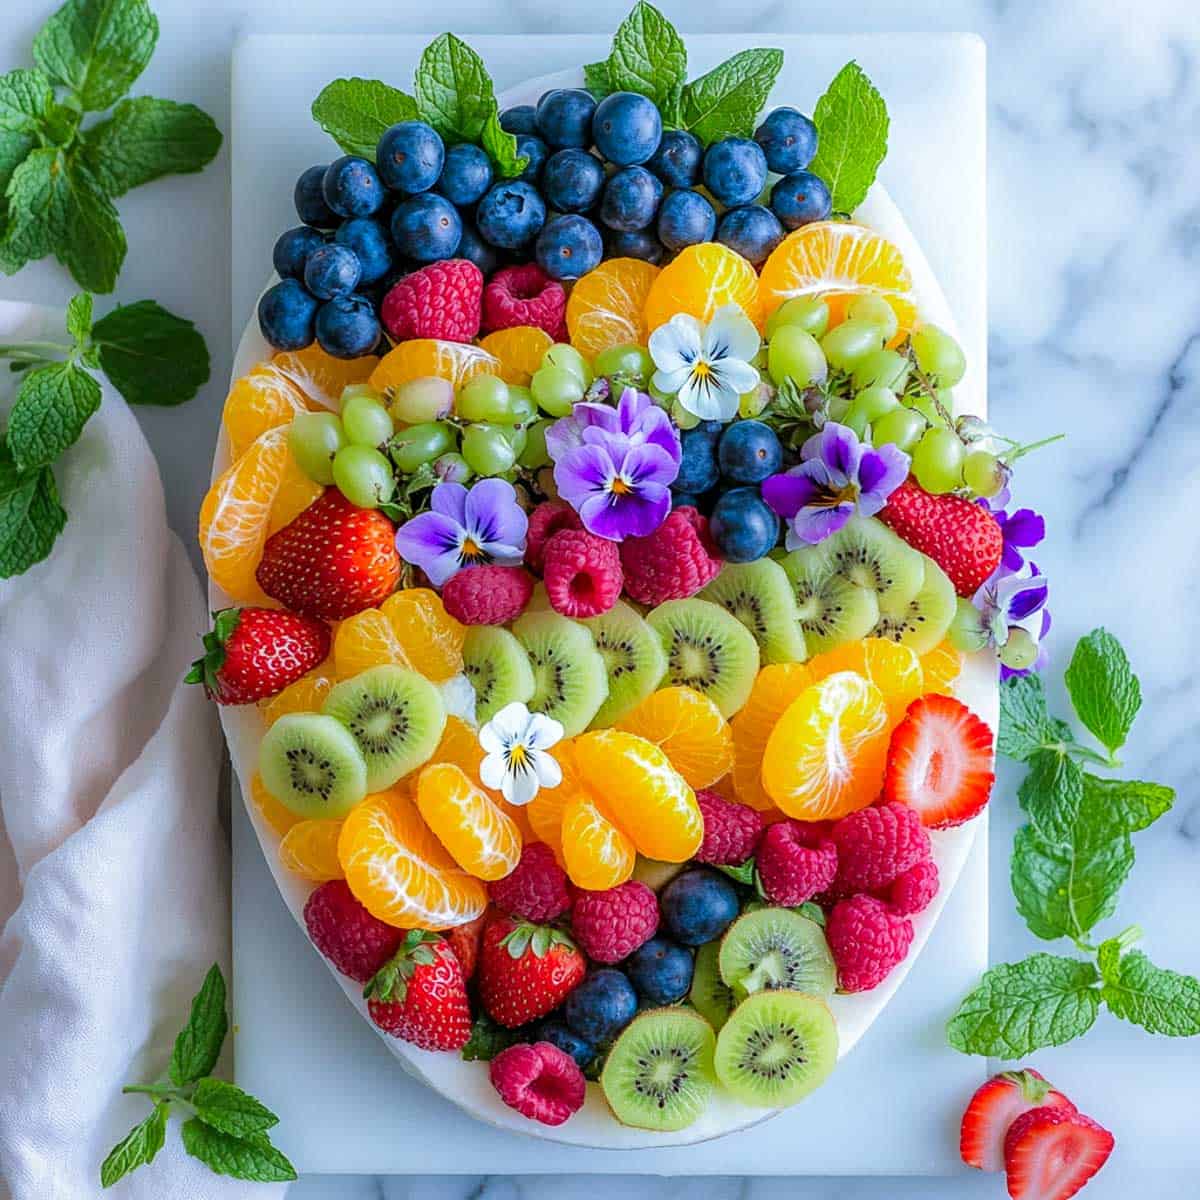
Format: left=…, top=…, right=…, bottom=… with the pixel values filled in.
left=805, top=638, right=924, bottom=728
left=920, top=640, right=963, bottom=694
left=249, top=771, right=300, bottom=837
left=259, top=671, right=335, bottom=726
left=416, top=762, right=523, bottom=881
left=642, top=242, right=761, bottom=333
left=561, top=790, right=637, bottom=890
left=271, top=343, right=379, bottom=409
left=338, top=788, right=487, bottom=929
left=279, top=818, right=345, bottom=881
left=730, top=663, right=816, bottom=810
left=369, top=339, right=500, bottom=396
left=223, top=366, right=313, bottom=460
left=616, top=686, right=733, bottom=790
left=761, top=671, right=891, bottom=821
left=566, top=258, right=661, bottom=357
left=526, top=788, right=570, bottom=865
left=479, top=326, right=554, bottom=386
left=334, top=589, right=466, bottom=681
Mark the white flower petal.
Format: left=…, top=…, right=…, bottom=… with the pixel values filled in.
left=479, top=753, right=507, bottom=791
left=478, top=723, right=504, bottom=756
left=503, top=766, right=541, bottom=807
left=652, top=364, right=695, bottom=395
left=525, top=712, right=564, bottom=751
left=704, top=304, right=762, bottom=363
left=711, top=357, right=760, bottom=396
left=490, top=701, right=533, bottom=742
left=533, top=752, right=563, bottom=789
left=678, top=372, right=739, bottom=421
left=648, top=315, right=702, bottom=373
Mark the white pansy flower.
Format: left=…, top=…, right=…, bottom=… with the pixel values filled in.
left=648, top=304, right=761, bottom=421
left=478, top=702, right=564, bottom=806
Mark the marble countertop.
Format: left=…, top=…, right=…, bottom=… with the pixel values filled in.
left=2, top=1, right=1198, bottom=1197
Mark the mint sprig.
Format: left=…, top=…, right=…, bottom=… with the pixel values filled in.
left=679, top=48, right=783, bottom=145
left=312, top=77, right=419, bottom=159
left=809, top=61, right=889, bottom=215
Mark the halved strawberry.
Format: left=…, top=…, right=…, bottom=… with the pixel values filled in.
left=884, top=693, right=995, bottom=828
left=1004, top=1106, right=1114, bottom=1199
left=961, top=1069, right=1075, bottom=1172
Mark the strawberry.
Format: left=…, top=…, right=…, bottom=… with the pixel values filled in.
left=1004, top=1106, right=1114, bottom=1199
left=255, top=490, right=400, bottom=620
left=185, top=606, right=329, bottom=704
left=879, top=478, right=1004, bottom=596
left=364, top=930, right=472, bottom=1051
left=961, top=1069, right=1076, bottom=1172
left=884, top=693, right=995, bottom=828
left=477, top=915, right=585, bottom=1029
left=444, top=912, right=487, bottom=981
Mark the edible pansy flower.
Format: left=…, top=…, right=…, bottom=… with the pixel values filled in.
left=979, top=492, right=1046, bottom=573
left=762, top=422, right=909, bottom=547
left=648, top=305, right=761, bottom=421
left=973, top=560, right=1051, bottom=678
left=393, top=478, right=526, bottom=586
left=544, top=385, right=680, bottom=467
left=478, top=701, right=564, bottom=807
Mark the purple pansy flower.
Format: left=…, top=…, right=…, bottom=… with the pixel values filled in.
left=545, top=386, right=681, bottom=467
left=979, top=491, right=1046, bottom=572
left=762, top=422, right=910, bottom=548
left=394, top=478, right=527, bottom=586
left=974, top=560, right=1051, bottom=679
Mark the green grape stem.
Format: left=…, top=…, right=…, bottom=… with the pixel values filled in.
left=902, top=347, right=955, bottom=428
left=997, top=432, right=1067, bottom=465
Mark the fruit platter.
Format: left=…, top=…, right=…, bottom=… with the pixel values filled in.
left=198, top=5, right=1047, bottom=1150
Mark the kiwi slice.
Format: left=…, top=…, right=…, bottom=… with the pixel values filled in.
left=259, top=712, right=368, bottom=818
left=780, top=546, right=880, bottom=656
left=582, top=600, right=668, bottom=728
left=713, top=989, right=838, bottom=1108
left=700, top=559, right=808, bottom=665
left=718, top=908, right=836, bottom=1001
left=462, top=626, right=535, bottom=724
left=689, top=942, right=735, bottom=1032
left=646, top=598, right=760, bottom=718
left=601, top=1007, right=717, bottom=1132
left=821, top=516, right=925, bottom=616
left=870, top=553, right=957, bottom=654
left=513, top=609, right=609, bottom=736
left=322, top=664, right=446, bottom=791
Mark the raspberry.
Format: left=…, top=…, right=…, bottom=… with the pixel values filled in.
left=756, top=820, right=839, bottom=906
left=303, top=880, right=403, bottom=983
left=489, top=1041, right=586, bottom=1127
left=882, top=857, right=939, bottom=916
left=694, top=789, right=765, bottom=866
left=831, top=802, right=931, bottom=893
left=525, top=501, right=582, bottom=574
left=441, top=564, right=533, bottom=625
left=444, top=912, right=486, bottom=980
left=381, top=259, right=483, bottom=342
left=571, top=880, right=659, bottom=964
left=619, top=506, right=722, bottom=606
left=542, top=529, right=623, bottom=618
left=826, top=893, right=914, bottom=992
left=488, top=842, right=572, bottom=922
left=482, top=264, right=567, bottom=337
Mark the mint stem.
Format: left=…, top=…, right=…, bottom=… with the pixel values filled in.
left=1063, top=742, right=1118, bottom=769
left=1112, top=924, right=1143, bottom=951
left=0, top=341, right=72, bottom=361
left=122, top=1084, right=177, bottom=1100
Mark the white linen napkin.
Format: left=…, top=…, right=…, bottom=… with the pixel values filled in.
left=0, top=301, right=286, bottom=1200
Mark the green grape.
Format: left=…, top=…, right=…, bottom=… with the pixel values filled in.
left=499, top=423, right=528, bottom=458
left=827, top=395, right=851, bottom=424
left=462, top=423, right=518, bottom=476
left=506, top=386, right=536, bottom=426
left=390, top=421, right=456, bottom=473
left=903, top=390, right=947, bottom=427
left=739, top=382, right=771, bottom=418
left=332, top=444, right=395, bottom=508
left=911, top=324, right=966, bottom=387
left=767, top=326, right=827, bottom=387
left=340, top=382, right=384, bottom=406
left=388, top=376, right=453, bottom=424
left=948, top=597, right=989, bottom=653
left=341, top=393, right=395, bottom=447
left=998, top=627, right=1038, bottom=671
left=670, top=399, right=701, bottom=429
left=911, top=426, right=966, bottom=494
left=852, top=348, right=910, bottom=391
left=750, top=344, right=769, bottom=370
left=765, top=296, right=830, bottom=339
left=870, top=407, right=927, bottom=453
left=288, top=411, right=345, bottom=485
left=456, top=374, right=514, bottom=423
left=962, top=448, right=1008, bottom=498
left=594, top=343, right=653, bottom=386
left=544, top=342, right=592, bottom=387
left=433, top=451, right=472, bottom=484
left=531, top=365, right=584, bottom=417
left=518, top=419, right=551, bottom=469
left=820, top=319, right=885, bottom=371
left=847, top=294, right=899, bottom=343
left=844, top=386, right=899, bottom=437
left=648, top=380, right=674, bottom=408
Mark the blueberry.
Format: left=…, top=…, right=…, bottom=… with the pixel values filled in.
left=455, top=222, right=499, bottom=276
left=709, top=486, right=780, bottom=563
left=717, top=419, right=783, bottom=483
left=671, top=491, right=702, bottom=510
left=542, top=148, right=606, bottom=213
left=536, top=214, right=603, bottom=280
left=272, top=225, right=326, bottom=280
left=476, top=181, right=546, bottom=249
left=716, top=204, right=784, bottom=266
left=315, top=293, right=380, bottom=359
left=599, top=166, right=662, bottom=232
left=625, top=937, right=694, bottom=1004
left=534, top=1019, right=595, bottom=1069
left=535, top=88, right=596, bottom=149
left=754, top=106, right=819, bottom=175
left=656, top=188, right=716, bottom=252
left=675, top=425, right=721, bottom=493
left=376, top=120, right=445, bottom=194
left=659, top=869, right=740, bottom=945
left=606, top=227, right=664, bottom=264
left=391, top=193, right=463, bottom=262
left=770, top=170, right=833, bottom=230
left=321, top=155, right=385, bottom=218
left=304, top=242, right=362, bottom=299
left=499, top=104, right=538, bottom=136
left=334, top=217, right=393, bottom=284
left=515, top=134, right=548, bottom=184
left=702, top=137, right=768, bottom=207
left=293, top=164, right=338, bottom=228
left=258, top=278, right=318, bottom=350
left=564, top=969, right=639, bottom=1045
left=592, top=91, right=663, bottom=166
left=436, top=142, right=493, bottom=207
left=647, top=129, right=702, bottom=188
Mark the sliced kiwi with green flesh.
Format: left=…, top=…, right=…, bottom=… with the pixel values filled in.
left=259, top=712, right=368, bottom=818
left=461, top=626, right=535, bottom=724
left=699, top=559, right=808, bottom=665
left=870, top=553, right=957, bottom=654
left=718, top=908, right=836, bottom=1001
left=713, top=989, right=838, bottom=1108
left=821, top=516, right=925, bottom=617
left=646, top=598, right=760, bottom=718
left=632, top=856, right=685, bottom=892
left=601, top=1007, right=718, bottom=1132
left=512, top=609, right=609, bottom=736
left=322, top=664, right=446, bottom=792
left=780, top=546, right=880, bottom=656
left=582, top=600, right=668, bottom=727
left=689, top=942, right=735, bottom=1031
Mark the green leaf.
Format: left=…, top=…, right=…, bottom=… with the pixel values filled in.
left=0, top=68, right=53, bottom=134
left=808, top=61, right=889, bottom=215
left=0, top=444, right=66, bottom=577
left=607, top=1, right=687, bottom=113
left=32, top=0, right=158, bottom=112
left=461, top=1012, right=518, bottom=1061
left=99, top=1101, right=168, bottom=1188
left=92, top=299, right=209, bottom=406
left=679, top=48, right=783, bottom=145
left=1100, top=949, right=1200, bottom=1036
left=480, top=108, right=528, bottom=179
left=1, top=148, right=67, bottom=267
left=169, top=964, right=228, bottom=1087
left=1018, top=749, right=1083, bottom=847
left=1064, top=628, right=1142, bottom=756
left=191, top=1078, right=279, bottom=1139
left=180, top=1119, right=296, bottom=1183
left=0, top=131, right=36, bottom=220
left=946, top=954, right=1100, bottom=1057
left=6, top=360, right=102, bottom=469
left=997, top=673, right=1072, bottom=762
left=716, top=859, right=757, bottom=887
left=1077, top=775, right=1173, bottom=847
left=311, top=77, right=418, bottom=160
left=415, top=33, right=496, bottom=144
left=66, top=291, right=93, bottom=345
left=583, top=61, right=613, bottom=99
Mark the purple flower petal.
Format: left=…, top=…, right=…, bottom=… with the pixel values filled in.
left=637, top=403, right=682, bottom=465
left=579, top=484, right=671, bottom=540
left=1007, top=581, right=1049, bottom=622
left=619, top=440, right=678, bottom=489
left=786, top=501, right=855, bottom=546
left=464, top=478, right=527, bottom=551
left=816, top=422, right=862, bottom=485
left=763, top=470, right=824, bottom=520
left=429, top=481, right=468, bottom=524
left=553, top=443, right=613, bottom=508
left=1001, top=507, right=1046, bottom=549
left=394, top=511, right=466, bottom=585
left=857, top=443, right=910, bottom=508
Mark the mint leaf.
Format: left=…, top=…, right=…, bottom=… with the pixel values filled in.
left=679, top=49, right=783, bottom=145
left=415, top=33, right=495, bottom=144
left=1100, top=949, right=1200, bottom=1036
left=1064, top=628, right=1141, bottom=756
left=311, top=77, right=418, bottom=160
left=0, top=132, right=36, bottom=218
left=0, top=444, right=66, bottom=577
left=584, top=61, right=613, bottom=99
left=59, top=159, right=126, bottom=293
left=946, top=954, right=1100, bottom=1057
left=100, top=1101, right=168, bottom=1188
left=480, top=109, right=527, bottom=179
left=607, top=1, right=687, bottom=114
left=716, top=859, right=757, bottom=887
left=92, top=299, right=210, bottom=406
left=180, top=1119, right=296, bottom=1183
left=998, top=672, right=1072, bottom=761
left=1018, top=749, right=1083, bottom=847
left=32, top=0, right=158, bottom=112
left=1, top=148, right=65, bottom=267
left=169, top=964, right=227, bottom=1087
left=66, top=291, right=93, bottom=345
left=6, top=360, right=101, bottom=468
left=809, top=61, right=889, bottom=215
left=191, top=1078, right=279, bottom=1139
left=1078, top=775, right=1173, bottom=847
left=0, top=68, right=53, bottom=134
